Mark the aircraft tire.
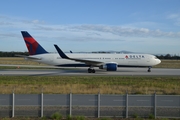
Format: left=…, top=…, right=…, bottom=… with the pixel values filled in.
left=92, top=69, right=95, bottom=73
left=88, top=68, right=95, bottom=73
left=88, top=68, right=91, bottom=73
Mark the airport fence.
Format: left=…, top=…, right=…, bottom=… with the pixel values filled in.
left=0, top=92, right=179, bottom=118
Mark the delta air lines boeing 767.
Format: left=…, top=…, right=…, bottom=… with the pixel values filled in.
left=20, top=31, right=161, bottom=73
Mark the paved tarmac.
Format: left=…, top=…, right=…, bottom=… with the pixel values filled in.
left=0, top=67, right=180, bottom=76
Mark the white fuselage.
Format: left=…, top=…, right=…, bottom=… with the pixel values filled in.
left=29, top=53, right=161, bottom=68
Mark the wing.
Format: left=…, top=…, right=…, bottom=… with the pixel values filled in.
left=54, top=44, right=103, bottom=66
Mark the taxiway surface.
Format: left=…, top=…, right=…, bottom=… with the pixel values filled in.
left=0, top=67, right=180, bottom=76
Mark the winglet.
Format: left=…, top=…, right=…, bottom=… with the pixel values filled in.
left=54, top=44, right=69, bottom=59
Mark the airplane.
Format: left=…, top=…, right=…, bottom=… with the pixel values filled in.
left=20, top=31, right=161, bottom=73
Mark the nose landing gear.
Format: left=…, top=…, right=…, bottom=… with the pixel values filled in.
left=147, top=66, right=152, bottom=72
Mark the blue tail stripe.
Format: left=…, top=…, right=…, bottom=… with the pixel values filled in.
left=21, top=31, right=32, bottom=37
left=36, top=45, right=48, bottom=55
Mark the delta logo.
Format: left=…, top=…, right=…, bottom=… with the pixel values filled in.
left=125, top=55, right=145, bottom=59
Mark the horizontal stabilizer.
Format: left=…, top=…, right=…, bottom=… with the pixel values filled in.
left=15, top=54, right=41, bottom=60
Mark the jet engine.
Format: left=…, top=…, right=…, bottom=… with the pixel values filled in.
left=99, top=63, right=117, bottom=71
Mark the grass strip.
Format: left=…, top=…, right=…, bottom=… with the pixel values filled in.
left=0, top=76, right=179, bottom=95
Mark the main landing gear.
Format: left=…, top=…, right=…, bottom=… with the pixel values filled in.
left=88, top=67, right=95, bottom=73
left=147, top=66, right=152, bottom=72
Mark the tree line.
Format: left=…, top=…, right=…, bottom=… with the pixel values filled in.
left=0, top=51, right=180, bottom=60
left=0, top=51, right=29, bottom=57
left=156, top=54, right=180, bottom=60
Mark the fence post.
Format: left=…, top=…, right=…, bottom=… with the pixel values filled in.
left=70, top=91, right=72, bottom=116
left=41, top=89, right=43, bottom=117
left=98, top=90, right=100, bottom=118
left=126, top=92, right=128, bottom=118
left=12, top=90, right=15, bottom=118
left=154, top=92, right=156, bottom=119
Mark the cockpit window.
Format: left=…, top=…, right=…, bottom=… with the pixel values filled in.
left=154, top=56, right=158, bottom=59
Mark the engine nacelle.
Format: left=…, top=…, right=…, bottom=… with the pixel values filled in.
left=99, top=63, right=117, bottom=71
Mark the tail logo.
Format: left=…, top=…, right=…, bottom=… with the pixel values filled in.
left=24, top=38, right=39, bottom=55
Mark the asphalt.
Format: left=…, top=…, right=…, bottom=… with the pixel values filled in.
left=0, top=67, right=180, bottom=76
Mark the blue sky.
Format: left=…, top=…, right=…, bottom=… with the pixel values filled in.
left=0, top=0, right=180, bottom=55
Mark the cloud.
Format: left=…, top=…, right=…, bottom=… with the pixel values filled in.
left=167, top=14, right=179, bottom=19
left=167, top=13, right=180, bottom=26
left=32, top=24, right=180, bottom=39
left=0, top=14, right=180, bottom=44
left=0, top=33, right=20, bottom=39
left=0, top=21, right=13, bottom=25
left=22, top=19, right=45, bottom=24
left=69, top=25, right=180, bottom=38
left=0, top=15, right=180, bottom=54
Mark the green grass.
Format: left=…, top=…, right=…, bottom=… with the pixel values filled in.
left=51, top=112, right=63, bottom=120
left=154, top=59, right=180, bottom=68
left=0, top=76, right=179, bottom=94
left=0, top=57, right=44, bottom=65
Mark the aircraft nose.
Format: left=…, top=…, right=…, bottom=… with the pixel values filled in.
left=157, top=59, right=161, bottom=64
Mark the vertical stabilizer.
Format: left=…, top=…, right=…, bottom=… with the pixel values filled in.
left=21, top=31, right=48, bottom=55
